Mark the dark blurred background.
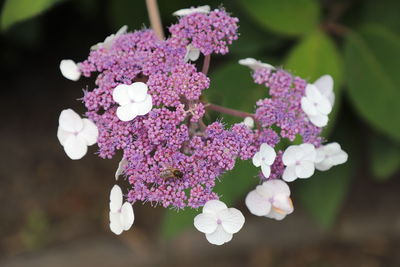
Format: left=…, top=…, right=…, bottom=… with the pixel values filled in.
left=1, top=0, right=400, bottom=266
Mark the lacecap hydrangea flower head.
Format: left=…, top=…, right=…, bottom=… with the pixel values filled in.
left=57, top=5, right=348, bottom=245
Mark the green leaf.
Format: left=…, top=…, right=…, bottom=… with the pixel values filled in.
left=370, top=134, right=400, bottom=181
left=360, top=0, right=400, bottom=35
left=107, top=0, right=147, bottom=30
left=239, top=0, right=320, bottom=36
left=161, top=160, right=259, bottom=239
left=205, top=61, right=266, bottom=125
left=294, top=119, right=359, bottom=228
left=1, top=0, right=61, bottom=30
left=345, top=25, right=400, bottom=142
left=285, top=29, right=343, bottom=136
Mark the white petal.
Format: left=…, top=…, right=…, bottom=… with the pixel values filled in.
left=282, top=145, right=302, bottom=166
left=78, top=119, right=98, bottom=146
left=296, top=160, right=315, bottom=178
left=59, top=109, right=83, bottom=133
left=187, top=45, right=200, bottom=61
left=315, top=147, right=326, bottom=163
left=315, top=161, right=332, bottom=171
left=194, top=213, right=218, bottom=234
left=219, top=208, right=245, bottom=234
left=239, top=58, right=257, bottom=66
left=109, top=185, right=123, bottom=213
left=128, top=82, right=148, bottom=102
left=115, top=158, right=128, bottom=180
left=316, top=96, right=332, bottom=115
left=272, top=195, right=294, bottom=214
left=63, top=135, right=88, bottom=160
left=314, top=75, right=334, bottom=105
left=243, top=117, right=254, bottom=129
left=245, top=190, right=271, bottom=216
left=328, top=150, right=348, bottom=166
left=203, top=200, right=228, bottom=215
left=173, top=5, right=210, bottom=16
left=57, top=127, right=71, bottom=146
left=115, top=25, right=128, bottom=36
left=282, top=165, right=298, bottom=182
left=323, top=142, right=340, bottom=154
left=309, top=113, right=328, bottom=127
left=135, top=95, right=152, bottom=116
left=264, top=179, right=290, bottom=196
left=260, top=143, right=276, bottom=165
left=301, top=97, right=318, bottom=116
left=265, top=209, right=287, bottom=221
left=256, top=183, right=274, bottom=198
left=261, top=164, right=271, bottom=178
left=59, top=59, right=81, bottom=81
left=305, top=84, right=322, bottom=103
left=116, top=104, right=139, bottom=122
left=120, top=202, right=134, bottom=231
left=109, top=212, right=123, bottom=235
left=300, top=144, right=316, bottom=161
left=252, top=152, right=261, bottom=167
left=205, top=225, right=232, bottom=245
left=113, top=84, right=131, bottom=106
left=238, top=58, right=275, bottom=71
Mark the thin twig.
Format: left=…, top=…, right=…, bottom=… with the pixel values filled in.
left=145, top=0, right=165, bottom=40
left=202, top=55, right=211, bottom=75
left=205, top=103, right=254, bottom=119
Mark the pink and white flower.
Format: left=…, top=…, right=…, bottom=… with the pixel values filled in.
left=282, top=144, right=317, bottom=182
left=109, top=185, right=134, bottom=235
left=57, top=109, right=98, bottom=160
left=252, top=143, right=276, bottom=178
left=194, top=200, right=245, bottom=245
left=315, top=142, right=348, bottom=171
left=245, top=180, right=293, bottom=220
left=112, top=82, right=153, bottom=122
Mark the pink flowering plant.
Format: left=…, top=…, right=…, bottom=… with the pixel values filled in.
left=57, top=3, right=347, bottom=245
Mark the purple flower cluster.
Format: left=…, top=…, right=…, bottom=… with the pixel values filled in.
left=70, top=6, right=327, bottom=210
left=250, top=68, right=324, bottom=180
left=76, top=10, right=252, bottom=209
left=169, top=8, right=239, bottom=55
left=253, top=68, right=324, bottom=146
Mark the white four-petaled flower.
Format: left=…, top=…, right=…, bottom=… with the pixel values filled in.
left=245, top=180, right=293, bottom=220
left=91, top=25, right=128, bottom=50
left=57, top=109, right=98, bottom=160
left=115, top=158, right=128, bottom=180
left=194, top=200, right=245, bottom=245
left=59, top=59, right=81, bottom=81
left=252, top=143, right=276, bottom=178
left=238, top=58, right=275, bottom=71
left=315, top=142, right=348, bottom=171
left=301, top=78, right=334, bottom=127
left=184, top=43, right=201, bottom=62
left=173, top=5, right=210, bottom=16
left=109, top=185, right=135, bottom=235
left=112, top=82, right=153, bottom=122
left=282, top=144, right=316, bottom=182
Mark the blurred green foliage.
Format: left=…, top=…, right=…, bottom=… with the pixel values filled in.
left=1, top=0, right=399, bottom=238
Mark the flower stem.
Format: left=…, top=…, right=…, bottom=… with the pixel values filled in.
left=205, top=103, right=254, bottom=119
left=145, top=0, right=165, bottom=40
left=202, top=55, right=211, bottom=75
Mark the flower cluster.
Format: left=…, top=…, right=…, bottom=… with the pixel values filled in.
left=57, top=5, right=348, bottom=245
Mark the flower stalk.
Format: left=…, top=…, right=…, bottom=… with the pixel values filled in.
left=145, top=0, right=165, bottom=40
left=205, top=103, right=254, bottom=119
